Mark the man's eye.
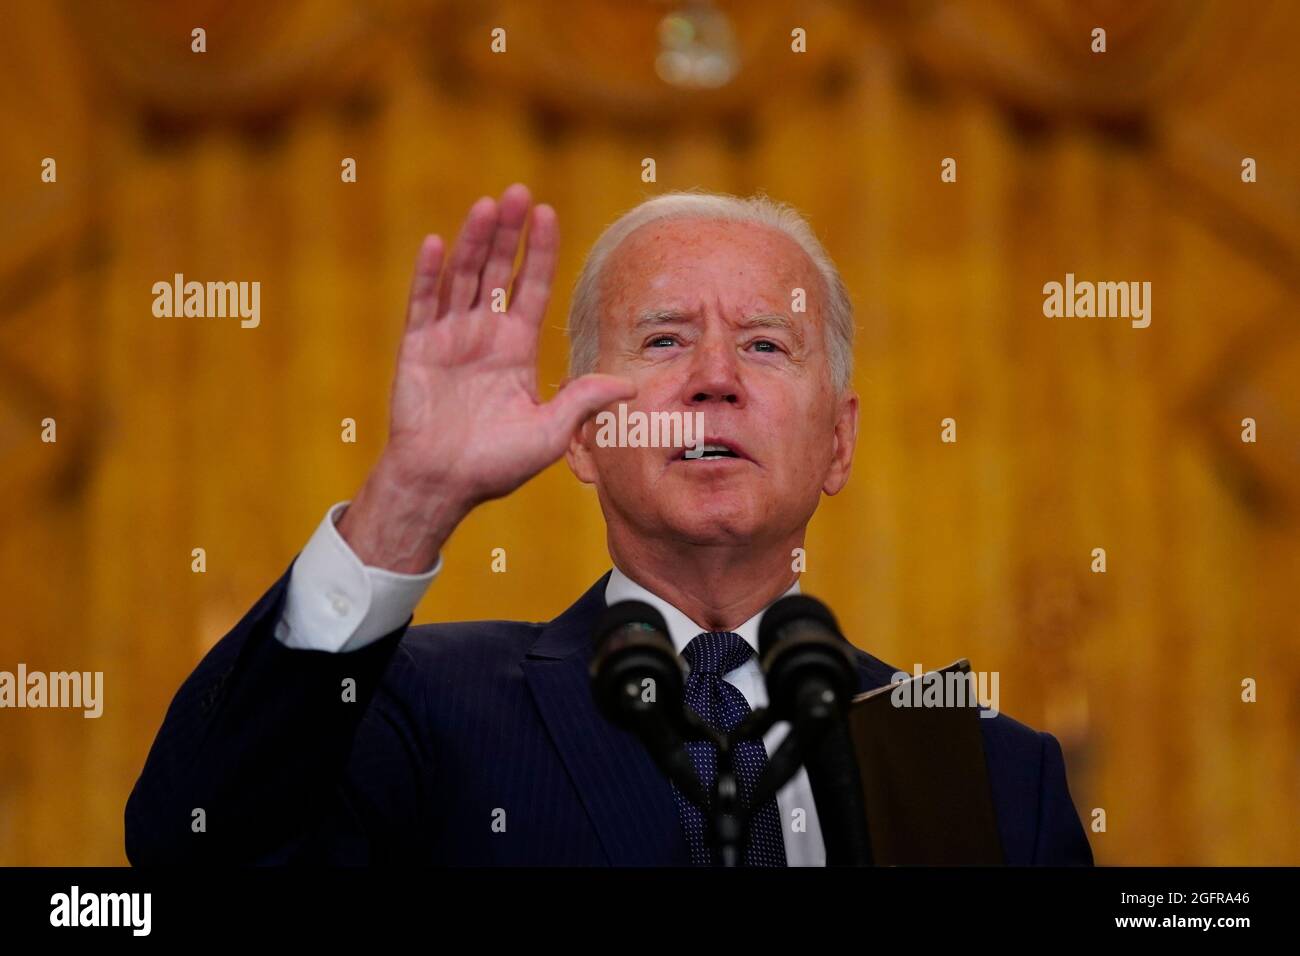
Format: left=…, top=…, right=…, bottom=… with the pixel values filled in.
left=750, top=339, right=782, bottom=353
left=648, top=335, right=678, bottom=348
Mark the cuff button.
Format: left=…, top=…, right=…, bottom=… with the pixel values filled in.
left=326, top=589, right=351, bottom=616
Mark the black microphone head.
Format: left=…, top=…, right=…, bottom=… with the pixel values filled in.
left=595, top=599, right=670, bottom=646
left=758, top=594, right=842, bottom=657
left=591, top=600, right=684, bottom=731
left=758, top=594, right=857, bottom=720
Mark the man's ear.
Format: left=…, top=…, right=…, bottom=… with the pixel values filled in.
left=566, top=415, right=598, bottom=485
left=822, top=389, right=859, bottom=496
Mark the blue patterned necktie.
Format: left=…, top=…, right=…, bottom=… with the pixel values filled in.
left=671, top=631, right=788, bottom=867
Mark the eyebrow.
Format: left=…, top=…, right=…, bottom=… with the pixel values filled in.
left=632, top=309, right=804, bottom=344
left=633, top=308, right=692, bottom=330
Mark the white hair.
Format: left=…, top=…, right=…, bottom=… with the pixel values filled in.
left=565, top=190, right=855, bottom=392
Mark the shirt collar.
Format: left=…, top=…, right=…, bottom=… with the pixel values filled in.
left=605, top=565, right=801, bottom=657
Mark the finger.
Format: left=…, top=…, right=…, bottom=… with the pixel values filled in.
left=476, top=183, right=532, bottom=312
left=404, top=234, right=444, bottom=334
left=437, top=196, right=498, bottom=319
left=509, top=203, right=559, bottom=325
left=542, top=373, right=638, bottom=448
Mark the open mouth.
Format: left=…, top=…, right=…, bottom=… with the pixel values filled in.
left=677, top=440, right=750, bottom=462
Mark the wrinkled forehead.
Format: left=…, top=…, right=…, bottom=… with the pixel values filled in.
left=597, top=217, right=824, bottom=322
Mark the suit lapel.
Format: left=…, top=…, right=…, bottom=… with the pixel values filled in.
left=521, top=574, right=690, bottom=866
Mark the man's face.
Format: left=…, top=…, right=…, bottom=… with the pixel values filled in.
left=567, top=217, right=858, bottom=550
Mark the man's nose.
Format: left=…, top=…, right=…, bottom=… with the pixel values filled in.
left=681, top=334, right=745, bottom=406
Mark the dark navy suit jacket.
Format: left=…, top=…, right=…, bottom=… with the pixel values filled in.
left=126, top=563, right=1094, bottom=865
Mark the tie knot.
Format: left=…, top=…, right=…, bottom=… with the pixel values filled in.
left=683, top=631, right=753, bottom=676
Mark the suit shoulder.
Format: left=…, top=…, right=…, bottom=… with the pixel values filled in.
left=368, top=618, right=545, bottom=709
left=979, top=708, right=1047, bottom=748
left=976, top=708, right=1055, bottom=780
left=396, top=618, right=544, bottom=666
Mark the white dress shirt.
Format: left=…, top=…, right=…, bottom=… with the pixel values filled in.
left=274, top=501, right=826, bottom=866
left=274, top=502, right=441, bottom=653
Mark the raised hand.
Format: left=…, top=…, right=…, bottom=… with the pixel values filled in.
left=337, top=184, right=635, bottom=572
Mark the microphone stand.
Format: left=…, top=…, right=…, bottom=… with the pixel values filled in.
left=702, top=691, right=874, bottom=867
left=677, top=705, right=800, bottom=868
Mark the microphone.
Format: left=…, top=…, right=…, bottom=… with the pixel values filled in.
left=757, top=594, right=873, bottom=865
left=590, top=600, right=708, bottom=808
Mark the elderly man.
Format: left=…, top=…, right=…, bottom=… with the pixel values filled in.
left=126, top=184, right=1092, bottom=866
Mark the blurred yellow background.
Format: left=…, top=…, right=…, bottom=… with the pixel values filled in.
left=2, top=0, right=1297, bottom=865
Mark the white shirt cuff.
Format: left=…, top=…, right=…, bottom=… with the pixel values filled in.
left=274, top=501, right=442, bottom=653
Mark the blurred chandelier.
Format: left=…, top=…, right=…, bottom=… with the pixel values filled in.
left=655, top=2, right=739, bottom=89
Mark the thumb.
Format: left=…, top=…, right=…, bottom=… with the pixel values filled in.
left=543, top=373, right=637, bottom=446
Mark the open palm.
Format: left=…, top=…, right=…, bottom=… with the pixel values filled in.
left=386, top=185, right=634, bottom=507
